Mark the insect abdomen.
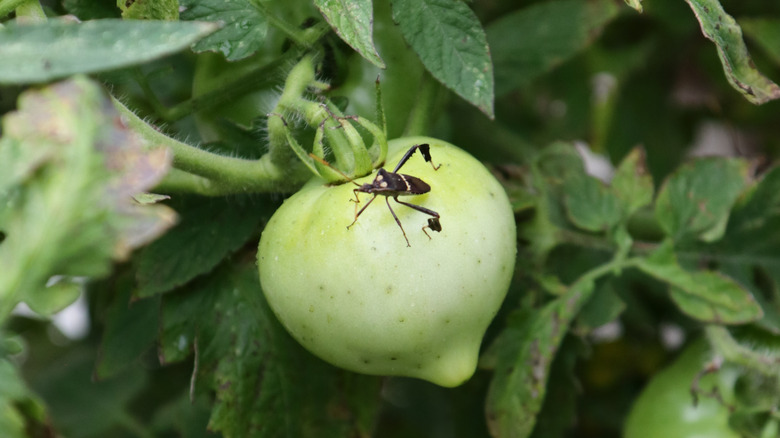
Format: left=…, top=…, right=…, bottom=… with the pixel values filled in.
left=398, top=174, right=431, bottom=195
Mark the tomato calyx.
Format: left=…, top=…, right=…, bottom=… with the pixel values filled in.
left=265, top=56, right=389, bottom=186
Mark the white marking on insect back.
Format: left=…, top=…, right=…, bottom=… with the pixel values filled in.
left=399, top=175, right=411, bottom=191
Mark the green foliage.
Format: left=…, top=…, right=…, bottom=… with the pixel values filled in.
left=391, top=0, right=494, bottom=118
left=0, top=19, right=217, bottom=84
left=314, top=0, right=384, bottom=68
left=685, top=0, right=780, bottom=104
left=180, top=0, right=269, bottom=61
left=487, top=0, right=619, bottom=95
left=134, top=196, right=268, bottom=297
left=0, top=78, right=175, bottom=317
left=2, top=0, right=780, bottom=437
left=119, top=0, right=179, bottom=20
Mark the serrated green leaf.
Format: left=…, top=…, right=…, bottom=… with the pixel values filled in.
left=654, top=157, right=748, bottom=243
left=315, top=0, right=384, bottom=68
left=740, top=18, right=780, bottom=67
left=160, top=262, right=381, bottom=437
left=611, top=147, right=654, bottom=216
left=527, top=337, right=581, bottom=438
left=391, top=0, right=494, bottom=118
left=119, top=0, right=179, bottom=20
left=488, top=0, right=618, bottom=95
left=0, top=77, right=175, bottom=319
left=685, top=0, right=780, bottom=104
left=96, top=282, right=159, bottom=379
left=521, top=142, right=589, bottom=259
left=0, top=19, right=217, bottom=84
left=134, top=196, right=267, bottom=298
left=563, top=173, right=622, bottom=232
left=689, top=166, right=780, bottom=332
left=181, top=0, right=267, bottom=61
left=636, top=240, right=763, bottom=324
left=486, top=280, right=594, bottom=438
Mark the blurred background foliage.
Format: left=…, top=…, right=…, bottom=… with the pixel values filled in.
left=2, top=0, right=780, bottom=437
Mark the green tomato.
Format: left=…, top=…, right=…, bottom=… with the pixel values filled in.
left=624, top=340, right=740, bottom=438
left=257, top=137, right=516, bottom=387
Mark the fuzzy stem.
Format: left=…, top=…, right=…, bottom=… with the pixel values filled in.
left=114, top=97, right=305, bottom=194
left=705, top=325, right=780, bottom=378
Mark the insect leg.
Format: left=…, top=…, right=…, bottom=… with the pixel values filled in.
left=422, top=218, right=442, bottom=240
left=386, top=197, right=411, bottom=247
left=393, top=198, right=440, bottom=219
left=416, top=144, right=441, bottom=171
left=348, top=193, right=378, bottom=229
left=393, top=198, right=442, bottom=241
left=393, top=143, right=440, bottom=173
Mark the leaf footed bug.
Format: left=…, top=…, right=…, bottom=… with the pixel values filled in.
left=310, top=144, right=442, bottom=247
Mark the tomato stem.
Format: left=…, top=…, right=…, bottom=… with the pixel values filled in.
left=705, top=325, right=780, bottom=378
left=114, top=98, right=305, bottom=194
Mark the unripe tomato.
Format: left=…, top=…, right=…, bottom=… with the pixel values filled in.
left=624, top=340, right=740, bottom=438
left=257, top=137, right=516, bottom=387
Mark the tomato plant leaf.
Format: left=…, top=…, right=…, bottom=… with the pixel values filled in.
left=563, top=173, right=623, bottom=232
left=22, top=278, right=82, bottom=316
left=0, top=78, right=175, bottom=318
left=520, top=143, right=589, bottom=260
left=96, top=281, right=160, bottom=380
left=159, top=262, right=381, bottom=437
left=63, top=0, right=120, bottom=19
left=180, top=0, right=267, bottom=61
left=119, top=0, right=179, bottom=20
left=636, top=240, right=763, bottom=324
left=486, top=280, right=595, bottom=438
left=134, top=196, right=268, bottom=298
left=685, top=0, right=780, bottom=105
left=576, top=279, right=626, bottom=331
left=315, top=0, right=385, bottom=68
left=683, top=166, right=780, bottom=333
left=740, top=18, right=780, bottom=67
left=391, top=0, right=494, bottom=118
left=527, top=336, right=581, bottom=438
left=654, top=157, right=748, bottom=243
left=611, top=147, right=654, bottom=217
left=27, top=347, right=148, bottom=438
left=488, top=0, right=618, bottom=95
left=0, top=19, right=217, bottom=84
left=0, top=359, right=45, bottom=438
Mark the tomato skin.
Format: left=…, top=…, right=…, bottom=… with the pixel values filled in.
left=624, top=340, right=740, bottom=438
left=257, top=137, right=516, bottom=387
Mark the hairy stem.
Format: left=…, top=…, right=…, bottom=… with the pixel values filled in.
left=114, top=98, right=305, bottom=194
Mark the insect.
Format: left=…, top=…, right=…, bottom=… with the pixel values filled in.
left=311, top=144, right=442, bottom=247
